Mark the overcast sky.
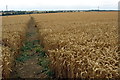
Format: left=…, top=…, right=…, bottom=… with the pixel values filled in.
left=0, top=0, right=119, bottom=11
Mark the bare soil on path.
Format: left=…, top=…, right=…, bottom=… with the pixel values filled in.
left=11, top=17, right=50, bottom=78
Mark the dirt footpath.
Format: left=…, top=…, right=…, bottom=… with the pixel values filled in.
left=11, top=17, right=53, bottom=78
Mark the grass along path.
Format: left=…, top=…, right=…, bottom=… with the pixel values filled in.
left=11, top=17, right=54, bottom=78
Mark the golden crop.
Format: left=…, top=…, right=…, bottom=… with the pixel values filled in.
left=32, top=12, right=119, bottom=78
left=2, top=15, right=30, bottom=51
left=1, top=12, right=119, bottom=78
left=1, top=15, right=30, bottom=78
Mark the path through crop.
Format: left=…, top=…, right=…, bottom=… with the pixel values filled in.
left=11, top=16, right=54, bottom=78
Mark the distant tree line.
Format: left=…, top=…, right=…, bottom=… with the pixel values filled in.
left=1, top=10, right=81, bottom=16
left=1, top=11, right=36, bottom=16
left=1, top=10, right=118, bottom=16
left=1, top=10, right=67, bottom=16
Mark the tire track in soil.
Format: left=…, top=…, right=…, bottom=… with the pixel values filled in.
left=11, top=17, right=53, bottom=78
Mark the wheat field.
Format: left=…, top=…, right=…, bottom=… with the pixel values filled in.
left=1, top=12, right=119, bottom=78
left=32, top=12, right=119, bottom=78
left=1, top=15, right=30, bottom=78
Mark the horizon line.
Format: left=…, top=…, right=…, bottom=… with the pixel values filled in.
left=1, top=9, right=119, bottom=11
